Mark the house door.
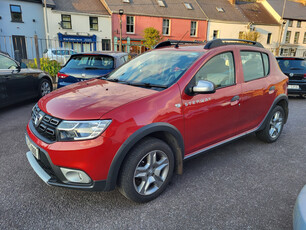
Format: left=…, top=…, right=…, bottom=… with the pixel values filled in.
left=12, top=35, right=27, bottom=61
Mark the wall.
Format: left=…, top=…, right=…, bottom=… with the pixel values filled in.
left=46, top=8, right=112, bottom=52
left=0, top=0, right=45, bottom=59
left=207, top=21, right=248, bottom=41
left=111, top=14, right=207, bottom=42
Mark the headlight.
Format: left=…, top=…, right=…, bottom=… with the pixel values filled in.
left=57, top=120, right=112, bottom=141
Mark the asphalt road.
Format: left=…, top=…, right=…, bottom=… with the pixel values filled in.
left=0, top=97, right=306, bottom=230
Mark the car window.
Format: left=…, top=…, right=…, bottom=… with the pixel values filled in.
left=240, top=51, right=265, bottom=82
left=262, top=53, right=270, bottom=76
left=65, top=55, right=115, bottom=69
left=108, top=50, right=202, bottom=87
left=0, top=55, right=18, bottom=69
left=194, top=52, right=235, bottom=88
left=277, top=59, right=306, bottom=72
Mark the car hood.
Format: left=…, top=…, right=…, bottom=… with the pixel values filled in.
left=38, top=79, right=157, bottom=120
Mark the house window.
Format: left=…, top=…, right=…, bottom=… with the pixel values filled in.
left=10, top=5, right=22, bottom=22
left=297, top=20, right=301, bottom=28
left=61, top=15, right=72, bottom=29
left=213, top=30, right=219, bottom=39
left=267, top=33, right=272, bottom=44
left=190, top=21, right=197, bottom=37
left=285, top=31, right=291, bottom=43
left=163, top=19, right=170, bottom=36
left=102, top=39, right=111, bottom=51
left=294, top=32, right=300, bottom=44
left=303, top=32, right=306, bottom=44
left=288, top=20, right=293, bottom=27
left=126, top=16, right=134, bottom=33
left=90, top=17, right=98, bottom=31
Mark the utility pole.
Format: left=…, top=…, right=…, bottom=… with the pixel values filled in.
left=276, top=0, right=287, bottom=56
left=119, top=9, right=124, bottom=52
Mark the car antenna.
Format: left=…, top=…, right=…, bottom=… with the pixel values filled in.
left=175, top=31, right=189, bottom=48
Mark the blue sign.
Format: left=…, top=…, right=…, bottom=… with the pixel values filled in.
left=58, top=33, right=97, bottom=43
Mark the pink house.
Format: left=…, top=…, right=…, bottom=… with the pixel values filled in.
left=101, top=0, right=208, bottom=53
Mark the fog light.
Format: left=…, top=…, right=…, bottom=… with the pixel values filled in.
left=60, top=168, right=92, bottom=184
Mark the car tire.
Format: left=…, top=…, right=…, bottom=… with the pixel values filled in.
left=38, top=78, right=52, bottom=98
left=118, top=137, right=174, bottom=203
left=256, top=105, right=285, bottom=143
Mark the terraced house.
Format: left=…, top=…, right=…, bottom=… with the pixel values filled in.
left=100, top=0, right=208, bottom=53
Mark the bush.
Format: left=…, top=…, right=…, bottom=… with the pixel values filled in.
left=28, top=58, right=61, bottom=77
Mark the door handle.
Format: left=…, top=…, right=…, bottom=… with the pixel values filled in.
left=231, top=95, right=240, bottom=102
left=230, top=95, right=240, bottom=106
left=269, top=86, right=275, bottom=94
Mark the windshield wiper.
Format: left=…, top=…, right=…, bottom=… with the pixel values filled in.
left=106, top=78, right=119, bottom=82
left=128, top=82, right=168, bottom=89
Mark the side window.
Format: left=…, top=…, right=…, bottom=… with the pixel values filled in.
left=0, top=55, right=18, bottom=69
left=262, top=53, right=270, bottom=76
left=240, top=51, right=264, bottom=81
left=194, top=52, right=235, bottom=88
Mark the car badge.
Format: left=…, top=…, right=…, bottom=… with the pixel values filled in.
left=34, top=113, right=43, bottom=127
left=289, top=73, right=294, bottom=77
left=82, top=73, right=86, bottom=78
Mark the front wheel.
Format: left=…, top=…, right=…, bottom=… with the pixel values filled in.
left=38, top=79, right=52, bottom=98
left=118, top=137, right=174, bottom=203
left=256, top=105, right=285, bottom=143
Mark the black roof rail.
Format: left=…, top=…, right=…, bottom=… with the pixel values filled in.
left=204, top=39, right=264, bottom=49
left=154, top=40, right=205, bottom=49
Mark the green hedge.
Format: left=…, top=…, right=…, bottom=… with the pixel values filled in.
left=28, top=58, right=61, bottom=77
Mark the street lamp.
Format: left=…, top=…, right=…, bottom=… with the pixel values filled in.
left=119, top=9, right=124, bottom=52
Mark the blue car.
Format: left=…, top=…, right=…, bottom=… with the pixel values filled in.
left=57, top=52, right=128, bottom=88
left=294, top=185, right=306, bottom=230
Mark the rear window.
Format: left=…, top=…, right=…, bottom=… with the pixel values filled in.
left=65, top=55, right=114, bottom=70
left=277, top=59, right=306, bottom=72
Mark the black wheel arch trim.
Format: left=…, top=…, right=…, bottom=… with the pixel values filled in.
left=104, top=122, right=184, bottom=191
left=258, top=94, right=288, bottom=131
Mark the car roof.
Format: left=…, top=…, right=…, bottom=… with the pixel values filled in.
left=71, top=52, right=128, bottom=58
left=276, top=57, right=306, bottom=60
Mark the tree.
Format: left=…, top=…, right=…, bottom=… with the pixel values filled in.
left=239, top=31, right=261, bottom=42
left=143, top=27, right=162, bottom=49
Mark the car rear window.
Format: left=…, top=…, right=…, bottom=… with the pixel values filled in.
left=65, top=55, right=114, bottom=70
left=277, top=59, right=306, bottom=72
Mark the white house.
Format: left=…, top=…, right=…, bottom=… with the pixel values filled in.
left=0, top=0, right=46, bottom=60
left=45, top=0, right=112, bottom=52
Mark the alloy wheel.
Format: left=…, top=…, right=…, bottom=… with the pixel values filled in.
left=41, top=81, right=51, bottom=96
left=269, top=111, right=283, bottom=139
left=133, top=150, right=169, bottom=196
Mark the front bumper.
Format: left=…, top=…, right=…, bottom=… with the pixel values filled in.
left=25, top=134, right=107, bottom=191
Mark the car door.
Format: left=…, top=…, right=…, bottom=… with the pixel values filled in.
left=0, top=70, right=9, bottom=107
left=0, top=54, right=34, bottom=102
left=238, top=50, right=274, bottom=133
left=182, top=51, right=241, bottom=155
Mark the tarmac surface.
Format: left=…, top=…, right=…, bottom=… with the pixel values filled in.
left=0, top=97, right=305, bottom=229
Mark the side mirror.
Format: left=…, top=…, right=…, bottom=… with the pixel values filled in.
left=193, top=80, right=215, bottom=94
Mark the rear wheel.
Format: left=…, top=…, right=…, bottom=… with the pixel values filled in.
left=38, top=79, right=52, bottom=98
left=118, top=137, right=174, bottom=203
left=256, top=105, right=285, bottom=143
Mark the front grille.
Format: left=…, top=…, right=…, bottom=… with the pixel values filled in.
left=286, top=73, right=304, bottom=81
left=31, top=104, right=61, bottom=142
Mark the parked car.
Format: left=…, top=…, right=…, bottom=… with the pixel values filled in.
left=0, top=53, right=53, bottom=109
left=43, top=48, right=77, bottom=66
left=57, top=52, right=128, bottom=88
left=293, top=185, right=306, bottom=230
left=25, top=39, right=288, bottom=203
left=276, top=57, right=306, bottom=98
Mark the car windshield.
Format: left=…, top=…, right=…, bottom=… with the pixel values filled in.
left=107, top=50, right=202, bottom=88
left=65, top=55, right=114, bottom=70
left=277, top=59, right=306, bottom=71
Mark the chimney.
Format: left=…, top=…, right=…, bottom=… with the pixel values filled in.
left=229, top=0, right=235, bottom=4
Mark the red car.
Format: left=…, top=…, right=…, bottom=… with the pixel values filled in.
left=26, top=39, right=288, bottom=203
